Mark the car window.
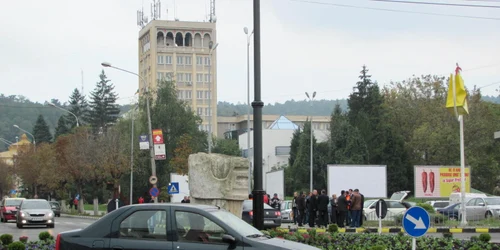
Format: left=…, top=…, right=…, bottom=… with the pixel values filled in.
left=119, top=210, right=167, bottom=240
left=5, top=199, right=23, bottom=206
left=387, top=201, right=405, bottom=209
left=175, top=211, right=226, bottom=244
left=364, top=201, right=375, bottom=208
left=466, top=198, right=477, bottom=206
left=242, top=200, right=274, bottom=210
left=485, top=198, right=500, bottom=205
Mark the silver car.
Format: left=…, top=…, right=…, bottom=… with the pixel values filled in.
left=16, top=199, right=55, bottom=228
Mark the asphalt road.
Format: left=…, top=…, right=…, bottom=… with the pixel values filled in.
left=0, top=215, right=94, bottom=240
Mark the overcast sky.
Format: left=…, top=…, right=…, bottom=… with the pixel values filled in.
left=1, top=0, right=499, bottom=105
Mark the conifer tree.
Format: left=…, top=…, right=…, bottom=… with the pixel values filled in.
left=54, top=116, right=70, bottom=139
left=67, top=88, right=88, bottom=128
left=32, top=115, right=52, bottom=144
left=86, top=70, right=120, bottom=134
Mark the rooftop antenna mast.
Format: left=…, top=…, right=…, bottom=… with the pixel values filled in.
left=151, top=0, right=161, bottom=20
left=137, top=5, right=149, bottom=28
left=209, top=0, right=216, bottom=23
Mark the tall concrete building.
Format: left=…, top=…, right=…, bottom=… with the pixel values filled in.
left=138, top=19, right=218, bottom=135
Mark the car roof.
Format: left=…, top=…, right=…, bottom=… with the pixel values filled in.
left=129, top=203, right=220, bottom=211
left=22, top=199, right=48, bottom=202
left=4, top=198, right=25, bottom=200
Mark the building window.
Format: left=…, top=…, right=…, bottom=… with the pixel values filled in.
left=204, top=57, right=211, bottom=66
left=275, top=146, right=291, bottom=156
left=157, top=55, right=164, bottom=65
left=196, top=56, right=203, bottom=65
left=185, top=90, right=192, bottom=99
left=196, top=73, right=203, bottom=83
left=176, top=73, right=184, bottom=82
left=204, top=91, right=211, bottom=100
left=204, top=74, right=211, bottom=83
left=185, top=56, right=192, bottom=65
left=197, top=91, right=203, bottom=99
left=204, top=108, right=211, bottom=116
left=177, top=91, right=183, bottom=99
left=165, top=72, right=173, bottom=81
left=184, top=73, right=192, bottom=82
left=177, top=56, right=184, bottom=65
left=157, top=72, right=163, bottom=80
left=197, top=108, right=203, bottom=116
left=165, top=56, right=172, bottom=64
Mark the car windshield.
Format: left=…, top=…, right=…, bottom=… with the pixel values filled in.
left=485, top=198, right=500, bottom=205
left=434, top=202, right=449, bottom=208
left=50, top=202, right=60, bottom=208
left=210, top=210, right=262, bottom=237
left=364, top=200, right=375, bottom=208
left=5, top=199, right=23, bottom=206
left=22, top=200, right=50, bottom=209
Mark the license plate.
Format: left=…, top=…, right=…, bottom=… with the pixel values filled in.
left=264, top=220, right=274, bottom=224
left=31, top=218, right=43, bottom=221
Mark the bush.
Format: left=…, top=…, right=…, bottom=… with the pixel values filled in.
left=370, top=246, right=386, bottom=250
left=471, top=235, right=479, bottom=242
left=416, top=203, right=435, bottom=214
left=0, top=234, right=13, bottom=246
left=432, top=214, right=448, bottom=224
left=38, top=232, right=52, bottom=241
left=18, top=236, right=28, bottom=243
left=7, top=241, right=25, bottom=250
left=327, top=224, right=338, bottom=233
left=479, top=233, right=492, bottom=243
left=469, top=246, right=482, bottom=250
left=394, top=214, right=404, bottom=224
left=443, top=232, right=453, bottom=239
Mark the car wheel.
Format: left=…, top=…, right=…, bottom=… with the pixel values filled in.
left=0, top=217, right=4, bottom=223
left=48, top=224, right=55, bottom=228
left=486, top=211, right=493, bottom=219
left=16, top=223, right=22, bottom=229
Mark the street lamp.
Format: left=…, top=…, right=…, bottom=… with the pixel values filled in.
left=101, top=62, right=158, bottom=203
left=207, top=41, right=219, bottom=153
left=0, top=138, right=13, bottom=146
left=244, top=26, right=254, bottom=195
left=47, top=102, right=79, bottom=127
left=305, top=91, right=316, bottom=192
left=13, top=125, right=36, bottom=152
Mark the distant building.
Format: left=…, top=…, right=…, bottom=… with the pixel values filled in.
left=0, top=134, right=32, bottom=197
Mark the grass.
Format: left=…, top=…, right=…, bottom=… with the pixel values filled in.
left=83, top=204, right=107, bottom=211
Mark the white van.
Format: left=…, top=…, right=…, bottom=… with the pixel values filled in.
left=449, top=192, right=487, bottom=205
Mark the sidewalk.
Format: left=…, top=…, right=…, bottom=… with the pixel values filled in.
left=281, top=225, right=500, bottom=233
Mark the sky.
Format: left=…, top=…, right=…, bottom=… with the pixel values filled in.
left=0, top=0, right=499, bottom=105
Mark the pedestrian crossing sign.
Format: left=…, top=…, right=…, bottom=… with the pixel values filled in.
left=168, top=182, right=180, bottom=194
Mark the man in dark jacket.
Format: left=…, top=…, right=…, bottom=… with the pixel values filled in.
left=359, top=191, right=365, bottom=226
left=317, top=189, right=330, bottom=227
left=292, top=192, right=298, bottom=225
left=296, top=191, right=306, bottom=227
left=336, top=190, right=348, bottom=227
left=308, top=190, right=318, bottom=227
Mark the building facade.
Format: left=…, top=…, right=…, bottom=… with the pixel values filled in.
left=138, top=20, right=218, bottom=135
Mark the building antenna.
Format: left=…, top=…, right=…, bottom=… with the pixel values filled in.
left=209, top=0, right=216, bottom=23
left=174, top=0, right=177, bottom=21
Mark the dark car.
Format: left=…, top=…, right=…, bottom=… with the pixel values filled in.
left=56, top=203, right=318, bottom=250
left=49, top=201, right=61, bottom=217
left=241, top=200, right=282, bottom=229
left=437, top=203, right=461, bottom=220
left=16, top=199, right=55, bottom=228
left=0, top=198, right=25, bottom=222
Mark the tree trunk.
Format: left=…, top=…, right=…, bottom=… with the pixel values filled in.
left=93, top=197, right=99, bottom=216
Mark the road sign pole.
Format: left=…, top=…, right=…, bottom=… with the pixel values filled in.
left=378, top=201, right=382, bottom=235
left=412, top=238, right=416, bottom=250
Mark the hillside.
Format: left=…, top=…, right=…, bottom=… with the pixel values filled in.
left=1, top=94, right=499, bottom=151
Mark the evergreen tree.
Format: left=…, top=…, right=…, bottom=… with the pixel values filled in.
left=289, top=121, right=317, bottom=192
left=67, top=88, right=88, bottom=128
left=86, top=70, right=120, bottom=134
left=288, top=127, right=302, bottom=167
left=32, top=115, right=52, bottom=144
left=54, top=116, right=70, bottom=139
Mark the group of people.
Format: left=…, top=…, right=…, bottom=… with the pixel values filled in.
left=291, top=188, right=365, bottom=228
left=248, top=193, right=283, bottom=210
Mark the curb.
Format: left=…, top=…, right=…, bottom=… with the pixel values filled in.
left=60, top=214, right=101, bottom=220
left=279, top=227, right=500, bottom=233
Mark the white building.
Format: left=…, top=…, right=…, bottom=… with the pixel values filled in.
left=238, top=116, right=329, bottom=191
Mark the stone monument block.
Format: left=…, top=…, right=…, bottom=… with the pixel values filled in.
left=188, top=153, right=249, bottom=218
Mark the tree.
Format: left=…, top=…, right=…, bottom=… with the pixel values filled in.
left=54, top=116, right=70, bottom=139
left=287, top=121, right=317, bottom=192
left=288, top=127, right=302, bottom=168
left=212, top=137, right=241, bottom=156
left=0, top=160, right=13, bottom=197
left=67, top=88, right=88, bottom=128
left=32, top=115, right=52, bottom=144
left=170, top=134, right=195, bottom=175
left=86, top=71, right=120, bottom=134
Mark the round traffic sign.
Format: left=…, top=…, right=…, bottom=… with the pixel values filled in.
left=149, top=176, right=158, bottom=185
left=375, top=199, right=388, bottom=219
left=402, top=206, right=430, bottom=238
left=149, top=187, right=159, bottom=197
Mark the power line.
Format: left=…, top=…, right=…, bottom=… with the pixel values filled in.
left=367, top=0, right=500, bottom=9
left=288, top=0, right=500, bottom=20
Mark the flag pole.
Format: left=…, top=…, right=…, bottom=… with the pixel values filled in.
left=453, top=64, right=467, bottom=226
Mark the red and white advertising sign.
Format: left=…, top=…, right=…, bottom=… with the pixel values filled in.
left=152, top=129, right=164, bottom=144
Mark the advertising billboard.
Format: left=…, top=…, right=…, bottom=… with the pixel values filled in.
left=414, top=166, right=470, bottom=198
left=327, top=165, right=387, bottom=198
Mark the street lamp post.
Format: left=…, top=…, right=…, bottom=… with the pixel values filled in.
left=13, top=125, right=36, bottom=152
left=305, top=91, right=316, bottom=192
left=130, top=105, right=138, bottom=204
left=48, top=103, right=80, bottom=127
left=101, top=62, right=158, bottom=203
left=0, top=138, right=13, bottom=146
left=244, top=26, right=254, bottom=195
left=207, top=41, right=219, bottom=153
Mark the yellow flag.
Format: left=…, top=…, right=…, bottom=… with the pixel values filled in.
left=446, top=69, right=469, bottom=116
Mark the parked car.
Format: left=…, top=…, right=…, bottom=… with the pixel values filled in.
left=49, top=201, right=61, bottom=217
left=56, top=203, right=319, bottom=250
left=436, top=203, right=461, bottom=220
left=242, top=200, right=282, bottom=229
left=463, top=197, right=500, bottom=221
left=0, top=197, right=25, bottom=222
left=280, top=200, right=293, bottom=223
left=363, top=191, right=411, bottom=221
left=426, top=200, right=450, bottom=211
left=16, top=199, right=55, bottom=228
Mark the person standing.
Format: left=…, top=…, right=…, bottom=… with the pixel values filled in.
left=358, top=190, right=365, bottom=226
left=336, top=190, right=347, bottom=227
left=330, top=194, right=338, bottom=224
left=292, top=192, right=298, bottom=225
left=270, top=193, right=281, bottom=210
left=138, top=196, right=144, bottom=204
left=308, top=190, right=318, bottom=227
left=317, top=190, right=329, bottom=227
left=296, top=191, right=306, bottom=227
left=350, top=189, right=362, bottom=228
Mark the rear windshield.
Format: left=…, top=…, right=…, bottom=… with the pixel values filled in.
left=242, top=200, right=274, bottom=210
left=21, top=200, right=50, bottom=209
left=5, top=199, right=23, bottom=206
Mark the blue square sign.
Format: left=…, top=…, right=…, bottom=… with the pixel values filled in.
left=168, top=182, right=180, bottom=194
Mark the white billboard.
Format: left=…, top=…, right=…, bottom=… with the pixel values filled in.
left=327, top=165, right=387, bottom=198
left=169, top=173, right=190, bottom=203
left=265, top=170, right=284, bottom=199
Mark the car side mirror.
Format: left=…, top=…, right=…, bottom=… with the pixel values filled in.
left=478, top=202, right=485, bottom=206
left=222, top=234, right=236, bottom=244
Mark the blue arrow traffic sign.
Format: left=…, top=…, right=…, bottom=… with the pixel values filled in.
left=149, top=187, right=159, bottom=197
left=402, top=206, right=430, bottom=238
left=168, top=182, right=180, bottom=194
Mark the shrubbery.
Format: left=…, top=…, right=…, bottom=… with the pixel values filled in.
left=0, top=232, right=55, bottom=250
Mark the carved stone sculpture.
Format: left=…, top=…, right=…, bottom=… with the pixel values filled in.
left=188, top=153, right=249, bottom=218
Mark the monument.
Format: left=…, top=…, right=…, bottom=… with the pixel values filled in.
left=188, top=153, right=249, bottom=218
